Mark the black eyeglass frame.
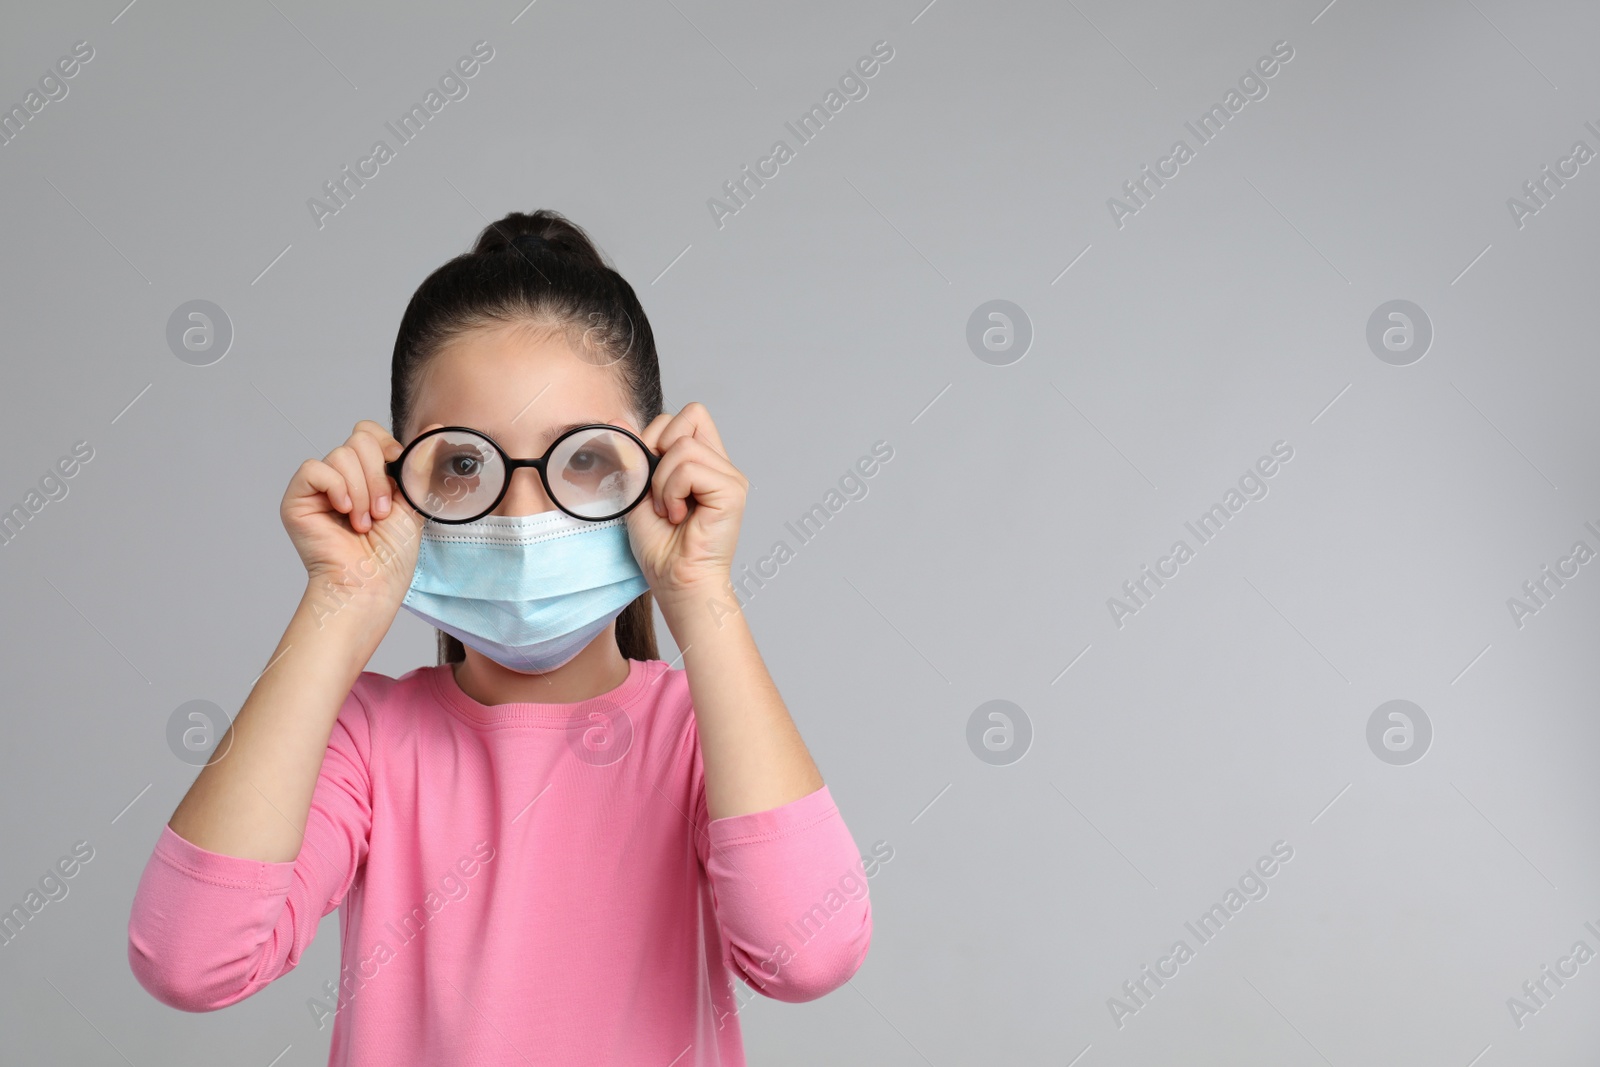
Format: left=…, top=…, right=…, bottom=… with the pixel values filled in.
left=384, top=423, right=661, bottom=524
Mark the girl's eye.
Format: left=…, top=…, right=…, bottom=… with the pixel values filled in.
left=445, top=453, right=483, bottom=478
left=568, top=449, right=618, bottom=474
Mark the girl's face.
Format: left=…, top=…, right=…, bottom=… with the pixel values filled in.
left=404, top=321, right=638, bottom=519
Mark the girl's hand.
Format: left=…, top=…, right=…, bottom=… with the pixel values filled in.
left=624, top=403, right=748, bottom=610
left=281, top=420, right=425, bottom=610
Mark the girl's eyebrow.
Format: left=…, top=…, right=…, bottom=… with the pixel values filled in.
left=532, top=418, right=611, bottom=444
left=458, top=417, right=616, bottom=448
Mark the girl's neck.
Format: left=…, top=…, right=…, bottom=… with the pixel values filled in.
left=450, top=630, right=630, bottom=707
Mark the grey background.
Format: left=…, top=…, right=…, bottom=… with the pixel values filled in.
left=2, top=0, right=1597, bottom=1063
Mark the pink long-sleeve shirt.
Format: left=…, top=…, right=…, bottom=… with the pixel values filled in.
left=127, top=658, right=873, bottom=1066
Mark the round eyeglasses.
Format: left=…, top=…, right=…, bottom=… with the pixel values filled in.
left=384, top=424, right=660, bottom=524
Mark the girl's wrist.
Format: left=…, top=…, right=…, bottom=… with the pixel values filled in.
left=296, top=579, right=402, bottom=651
left=654, top=575, right=741, bottom=640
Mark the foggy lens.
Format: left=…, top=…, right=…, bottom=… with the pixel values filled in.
left=402, top=430, right=504, bottom=521
left=548, top=428, right=649, bottom=518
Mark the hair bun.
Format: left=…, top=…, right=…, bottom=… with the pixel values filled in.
left=470, top=210, right=607, bottom=272
left=509, top=232, right=551, bottom=255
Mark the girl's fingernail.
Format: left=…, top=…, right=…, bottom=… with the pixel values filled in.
left=358, top=511, right=369, bottom=529
left=376, top=495, right=390, bottom=516
left=654, top=497, right=664, bottom=516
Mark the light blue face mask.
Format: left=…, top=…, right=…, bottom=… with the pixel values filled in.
left=401, top=509, right=650, bottom=674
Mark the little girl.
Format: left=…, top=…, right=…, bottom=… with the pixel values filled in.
left=127, top=210, right=874, bottom=1066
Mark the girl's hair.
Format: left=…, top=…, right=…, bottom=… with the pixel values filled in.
left=389, top=209, right=663, bottom=666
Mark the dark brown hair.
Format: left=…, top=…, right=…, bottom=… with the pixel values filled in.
left=389, top=209, right=663, bottom=665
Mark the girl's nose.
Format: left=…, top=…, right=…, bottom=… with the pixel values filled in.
left=493, top=466, right=557, bottom=517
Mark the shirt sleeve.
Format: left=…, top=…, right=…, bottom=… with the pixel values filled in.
left=694, top=768, right=873, bottom=1003
left=127, top=679, right=376, bottom=1012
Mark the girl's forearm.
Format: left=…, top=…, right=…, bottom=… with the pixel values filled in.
left=166, top=587, right=392, bottom=862
left=663, top=590, right=824, bottom=820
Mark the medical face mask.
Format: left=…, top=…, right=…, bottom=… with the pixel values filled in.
left=401, top=509, right=650, bottom=674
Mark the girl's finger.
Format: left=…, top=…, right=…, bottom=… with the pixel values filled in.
left=353, top=419, right=403, bottom=457
left=657, top=457, right=741, bottom=526
left=324, top=445, right=370, bottom=531
left=655, top=402, right=729, bottom=462
left=647, top=443, right=690, bottom=516
left=650, top=435, right=743, bottom=508
left=637, top=413, right=672, bottom=454
left=293, top=459, right=351, bottom=514
left=347, top=430, right=393, bottom=519
left=680, top=402, right=728, bottom=457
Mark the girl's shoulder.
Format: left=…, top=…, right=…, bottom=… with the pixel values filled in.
left=335, top=664, right=444, bottom=729
left=326, top=665, right=462, bottom=759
